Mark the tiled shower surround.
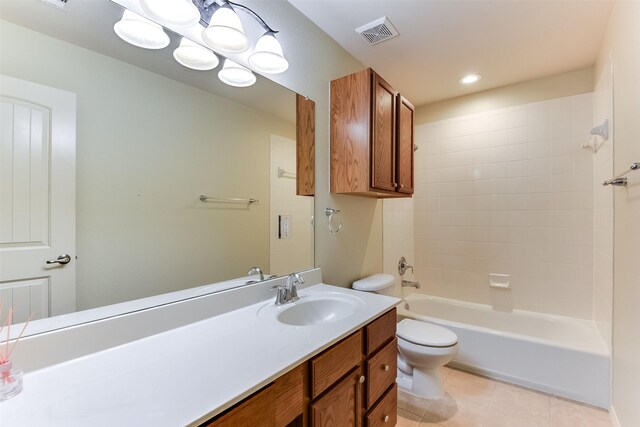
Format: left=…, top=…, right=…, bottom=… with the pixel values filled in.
left=411, top=94, right=596, bottom=319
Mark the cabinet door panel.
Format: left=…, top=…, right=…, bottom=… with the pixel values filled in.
left=396, top=95, right=414, bottom=194
left=296, top=94, right=315, bottom=196
left=204, top=384, right=275, bottom=427
left=371, top=73, right=397, bottom=192
left=310, top=369, right=362, bottom=427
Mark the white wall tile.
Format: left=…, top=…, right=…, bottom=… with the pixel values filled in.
left=406, top=92, right=596, bottom=319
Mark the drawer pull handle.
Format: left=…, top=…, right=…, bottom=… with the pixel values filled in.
left=383, top=364, right=390, bottom=371
left=383, top=415, right=390, bottom=423
left=359, top=375, right=366, bottom=384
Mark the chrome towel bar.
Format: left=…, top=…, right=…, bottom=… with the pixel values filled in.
left=199, top=195, right=259, bottom=204
left=602, top=162, right=639, bottom=186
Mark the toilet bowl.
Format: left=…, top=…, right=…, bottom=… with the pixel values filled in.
left=352, top=274, right=459, bottom=400
left=396, top=318, right=458, bottom=399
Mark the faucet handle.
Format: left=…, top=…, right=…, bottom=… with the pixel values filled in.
left=286, top=273, right=303, bottom=302
left=398, top=257, right=414, bottom=276
left=271, top=285, right=287, bottom=305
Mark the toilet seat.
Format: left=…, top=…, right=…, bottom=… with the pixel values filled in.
left=397, top=319, right=458, bottom=347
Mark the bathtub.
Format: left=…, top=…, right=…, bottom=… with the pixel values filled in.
left=398, top=294, right=610, bottom=408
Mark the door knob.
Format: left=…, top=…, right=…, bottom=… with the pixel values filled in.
left=46, top=254, right=71, bottom=265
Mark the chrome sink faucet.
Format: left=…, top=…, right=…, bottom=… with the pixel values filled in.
left=272, top=273, right=305, bottom=305
left=246, top=266, right=265, bottom=284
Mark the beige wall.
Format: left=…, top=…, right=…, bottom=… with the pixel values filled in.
left=241, top=1, right=381, bottom=287
left=416, top=68, right=594, bottom=125
left=1, top=21, right=296, bottom=309
left=596, top=2, right=640, bottom=425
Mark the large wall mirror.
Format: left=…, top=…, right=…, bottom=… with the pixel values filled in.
left=0, top=0, right=315, bottom=334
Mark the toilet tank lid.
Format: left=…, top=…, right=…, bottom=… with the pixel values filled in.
left=352, top=274, right=395, bottom=292
left=397, top=319, right=458, bottom=347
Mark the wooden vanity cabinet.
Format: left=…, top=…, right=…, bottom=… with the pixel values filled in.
left=308, top=308, right=397, bottom=427
left=330, top=68, right=414, bottom=198
left=202, top=384, right=276, bottom=427
left=201, top=308, right=397, bottom=427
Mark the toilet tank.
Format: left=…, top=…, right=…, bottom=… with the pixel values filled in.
left=352, top=274, right=396, bottom=296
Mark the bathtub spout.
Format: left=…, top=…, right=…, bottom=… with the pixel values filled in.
left=402, top=280, right=421, bottom=289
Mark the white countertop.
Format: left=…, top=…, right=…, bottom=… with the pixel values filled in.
left=0, top=283, right=399, bottom=426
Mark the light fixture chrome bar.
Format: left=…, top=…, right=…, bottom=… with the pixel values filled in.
left=195, top=0, right=277, bottom=33
left=602, top=162, right=639, bottom=186
left=199, top=195, right=259, bottom=204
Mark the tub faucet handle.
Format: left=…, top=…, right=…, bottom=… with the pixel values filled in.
left=398, top=257, right=414, bottom=276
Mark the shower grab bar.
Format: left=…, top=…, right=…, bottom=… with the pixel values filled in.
left=602, top=162, right=639, bottom=186
left=199, top=195, right=259, bottom=204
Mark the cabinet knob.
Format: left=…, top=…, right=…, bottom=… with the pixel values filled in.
left=393, top=183, right=398, bottom=188
left=359, top=375, right=366, bottom=384
left=384, top=415, right=390, bottom=423
left=383, top=364, right=390, bottom=372
left=400, top=184, right=404, bottom=188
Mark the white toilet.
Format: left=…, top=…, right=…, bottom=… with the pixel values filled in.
left=353, top=274, right=459, bottom=399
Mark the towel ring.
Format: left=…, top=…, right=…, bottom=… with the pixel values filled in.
left=325, top=208, right=342, bottom=233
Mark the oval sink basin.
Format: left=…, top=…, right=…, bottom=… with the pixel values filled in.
left=276, top=295, right=362, bottom=326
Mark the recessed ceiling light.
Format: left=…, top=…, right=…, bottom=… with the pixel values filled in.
left=459, top=74, right=481, bottom=85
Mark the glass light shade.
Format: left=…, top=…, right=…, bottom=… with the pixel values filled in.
left=173, top=38, right=220, bottom=70
left=140, top=0, right=201, bottom=28
left=202, top=6, right=249, bottom=53
left=248, top=33, right=289, bottom=74
left=218, top=59, right=256, bottom=87
left=113, top=10, right=169, bottom=49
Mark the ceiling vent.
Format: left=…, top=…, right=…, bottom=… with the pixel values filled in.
left=40, top=0, right=68, bottom=9
left=355, top=17, right=399, bottom=45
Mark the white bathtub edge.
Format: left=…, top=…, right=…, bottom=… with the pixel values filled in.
left=448, top=361, right=609, bottom=409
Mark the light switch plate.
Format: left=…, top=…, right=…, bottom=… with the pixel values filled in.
left=279, top=215, right=291, bottom=239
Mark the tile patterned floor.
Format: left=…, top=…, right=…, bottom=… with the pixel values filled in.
left=397, top=367, right=612, bottom=427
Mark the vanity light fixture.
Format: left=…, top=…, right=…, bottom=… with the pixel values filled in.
left=113, top=9, right=170, bottom=49
left=459, top=74, right=482, bottom=85
left=139, top=0, right=200, bottom=28
left=248, top=31, right=289, bottom=74
left=173, top=37, right=220, bottom=70
left=199, top=0, right=289, bottom=74
left=113, top=0, right=288, bottom=87
left=218, top=59, right=256, bottom=87
left=202, top=3, right=249, bottom=53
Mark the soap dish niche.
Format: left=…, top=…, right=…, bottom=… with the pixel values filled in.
left=489, top=273, right=510, bottom=289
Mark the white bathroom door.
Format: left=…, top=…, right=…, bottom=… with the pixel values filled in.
left=0, top=75, right=76, bottom=322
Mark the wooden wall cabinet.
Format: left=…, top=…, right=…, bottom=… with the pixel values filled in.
left=296, top=94, right=315, bottom=197
left=202, top=308, right=397, bottom=427
left=331, top=69, right=414, bottom=198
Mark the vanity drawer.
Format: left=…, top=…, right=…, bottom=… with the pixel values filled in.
left=204, top=384, right=275, bottom=427
left=365, top=338, right=397, bottom=408
left=365, top=308, right=396, bottom=355
left=365, top=383, right=397, bottom=427
left=311, top=330, right=363, bottom=399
